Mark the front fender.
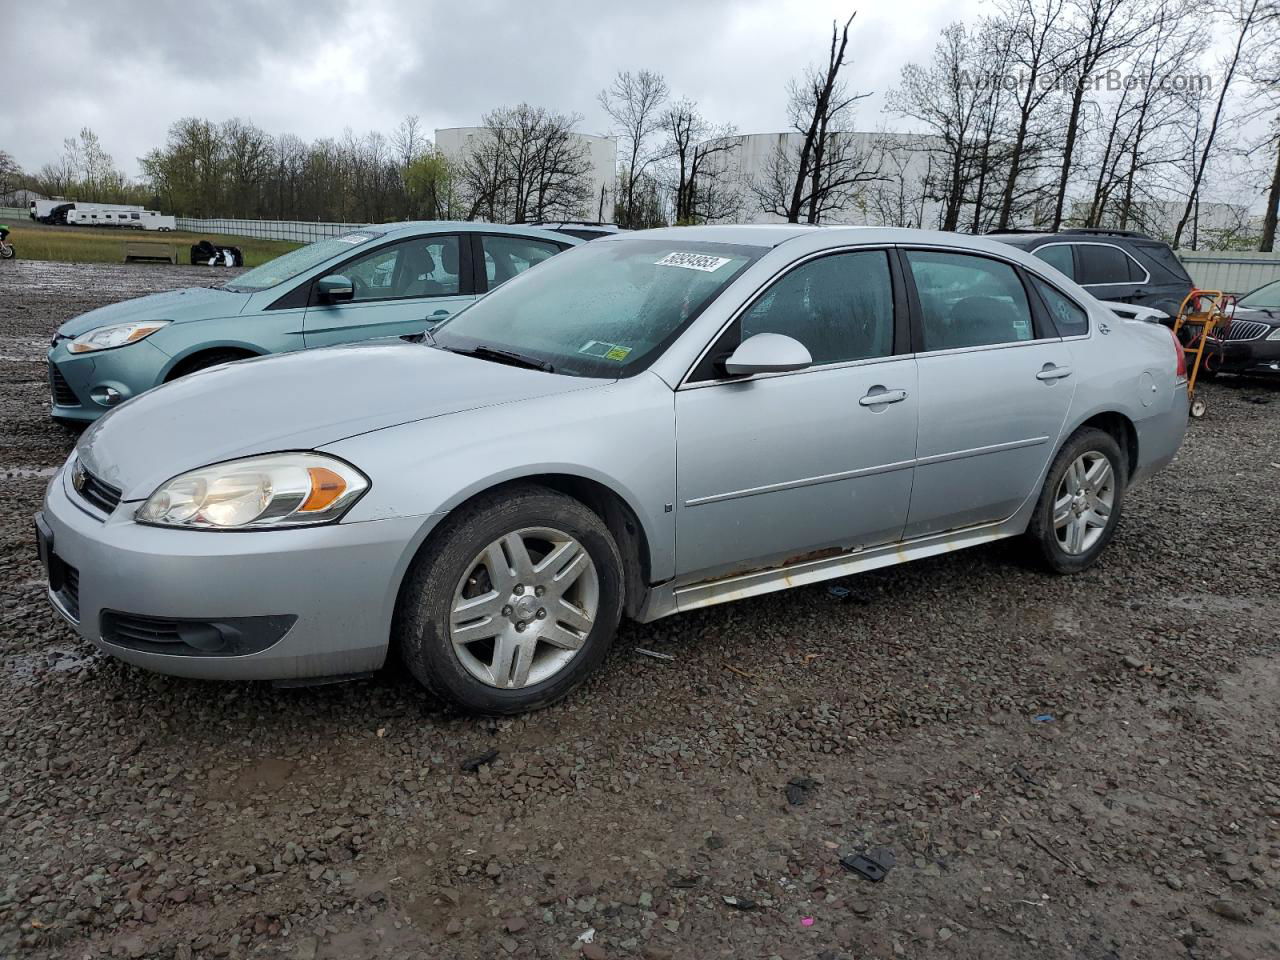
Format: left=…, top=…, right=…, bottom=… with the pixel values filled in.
left=324, top=374, right=678, bottom=581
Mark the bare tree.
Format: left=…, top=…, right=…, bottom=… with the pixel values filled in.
left=1048, top=0, right=1151, bottom=230
left=754, top=13, right=880, bottom=223
left=598, top=70, right=669, bottom=228
left=662, top=98, right=741, bottom=223
left=1172, top=0, right=1262, bottom=248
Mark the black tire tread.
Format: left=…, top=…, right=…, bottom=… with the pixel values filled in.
left=1026, top=427, right=1127, bottom=574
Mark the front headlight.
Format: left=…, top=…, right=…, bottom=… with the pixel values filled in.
left=68, top=320, right=169, bottom=353
left=1267, top=327, right=1280, bottom=341
left=136, top=453, right=369, bottom=529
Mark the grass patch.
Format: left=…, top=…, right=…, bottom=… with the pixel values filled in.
left=2, top=224, right=300, bottom=267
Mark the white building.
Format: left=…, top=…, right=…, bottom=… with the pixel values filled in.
left=435, top=127, right=617, bottom=222
left=697, top=131, right=947, bottom=228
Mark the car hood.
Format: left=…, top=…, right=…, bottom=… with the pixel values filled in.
left=1231, top=305, right=1280, bottom=326
left=75, top=341, right=601, bottom=501
left=56, top=286, right=251, bottom=338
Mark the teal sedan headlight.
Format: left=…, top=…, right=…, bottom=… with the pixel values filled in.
left=68, top=320, right=170, bottom=353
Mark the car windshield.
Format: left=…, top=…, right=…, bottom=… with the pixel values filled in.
left=222, top=231, right=382, bottom=292
left=431, top=238, right=762, bottom=377
left=1238, top=279, right=1280, bottom=309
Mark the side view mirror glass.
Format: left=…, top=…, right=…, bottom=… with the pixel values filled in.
left=316, top=274, right=354, bottom=302
left=723, top=332, right=813, bottom=377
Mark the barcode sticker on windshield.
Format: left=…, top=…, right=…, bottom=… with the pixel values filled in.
left=655, top=252, right=732, bottom=272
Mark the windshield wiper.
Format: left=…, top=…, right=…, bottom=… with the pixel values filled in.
left=446, top=344, right=555, bottom=373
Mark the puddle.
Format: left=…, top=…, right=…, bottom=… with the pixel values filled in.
left=4, top=646, right=101, bottom=687
left=4, top=465, right=58, bottom=480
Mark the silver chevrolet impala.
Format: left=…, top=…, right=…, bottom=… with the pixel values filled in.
left=38, top=226, right=1189, bottom=714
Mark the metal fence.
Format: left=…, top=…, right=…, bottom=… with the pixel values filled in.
left=174, top=217, right=372, bottom=243
left=1174, top=250, right=1280, bottom=296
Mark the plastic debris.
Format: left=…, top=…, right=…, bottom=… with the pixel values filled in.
left=635, top=648, right=675, bottom=661
left=722, top=895, right=757, bottom=910
left=827, top=585, right=852, bottom=598
left=785, top=776, right=818, bottom=805
left=459, top=748, right=499, bottom=773
left=1033, top=714, right=1054, bottom=724
left=576, top=927, right=596, bottom=943
left=840, top=847, right=895, bottom=882
left=801, top=916, right=815, bottom=927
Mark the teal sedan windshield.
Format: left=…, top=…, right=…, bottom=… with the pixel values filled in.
left=223, top=231, right=382, bottom=292
left=432, top=239, right=761, bottom=378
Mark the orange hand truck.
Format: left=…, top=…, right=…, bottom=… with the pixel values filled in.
left=1170, top=289, right=1236, bottom=419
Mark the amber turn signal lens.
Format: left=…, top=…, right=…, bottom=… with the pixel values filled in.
left=300, top=466, right=347, bottom=512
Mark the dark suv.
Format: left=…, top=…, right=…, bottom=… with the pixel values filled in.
left=987, top=228, right=1193, bottom=319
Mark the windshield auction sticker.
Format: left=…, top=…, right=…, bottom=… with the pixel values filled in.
left=579, top=340, right=633, bottom=361
left=655, top=251, right=733, bottom=272
left=335, top=233, right=373, bottom=245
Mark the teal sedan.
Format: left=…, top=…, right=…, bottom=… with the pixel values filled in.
left=47, top=222, right=580, bottom=422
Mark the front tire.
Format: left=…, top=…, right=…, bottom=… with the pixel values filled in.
left=395, top=485, right=625, bottom=714
left=1026, top=427, right=1126, bottom=573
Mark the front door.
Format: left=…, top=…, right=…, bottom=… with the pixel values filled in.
left=674, top=249, right=918, bottom=580
left=304, top=233, right=472, bottom=348
left=900, top=248, right=1075, bottom=538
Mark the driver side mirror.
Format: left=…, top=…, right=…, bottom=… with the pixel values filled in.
left=723, top=332, right=813, bottom=377
left=316, top=274, right=354, bottom=303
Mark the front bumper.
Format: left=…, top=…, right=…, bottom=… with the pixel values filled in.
left=1208, top=337, right=1280, bottom=375
left=39, top=463, right=436, bottom=681
left=46, top=339, right=172, bottom=423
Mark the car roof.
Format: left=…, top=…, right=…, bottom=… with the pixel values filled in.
left=368, top=221, right=584, bottom=245
left=606, top=224, right=1064, bottom=257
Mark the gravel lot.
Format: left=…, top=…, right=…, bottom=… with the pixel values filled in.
left=2, top=259, right=1278, bottom=960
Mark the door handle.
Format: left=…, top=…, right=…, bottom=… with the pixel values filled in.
left=428, top=309, right=451, bottom=318
left=1036, top=364, right=1073, bottom=381
left=859, top=387, right=909, bottom=406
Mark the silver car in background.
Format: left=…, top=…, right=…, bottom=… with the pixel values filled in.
left=37, top=225, right=1188, bottom=714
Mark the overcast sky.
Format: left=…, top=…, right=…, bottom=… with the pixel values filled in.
left=7, top=0, right=988, bottom=178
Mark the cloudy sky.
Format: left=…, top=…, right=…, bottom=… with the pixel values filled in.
left=8, top=0, right=988, bottom=178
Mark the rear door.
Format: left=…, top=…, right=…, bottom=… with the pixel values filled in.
left=303, top=233, right=472, bottom=348
left=900, top=248, right=1074, bottom=538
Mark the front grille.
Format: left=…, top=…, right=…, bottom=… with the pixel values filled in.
left=48, top=363, right=80, bottom=407
left=1216, top=319, right=1270, bottom=342
left=77, top=467, right=122, bottom=515
left=104, top=612, right=183, bottom=647
left=59, top=563, right=80, bottom=621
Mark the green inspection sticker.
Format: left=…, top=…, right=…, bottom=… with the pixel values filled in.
left=579, top=340, right=633, bottom=361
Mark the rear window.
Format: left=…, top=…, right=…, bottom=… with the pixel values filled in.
left=1077, top=244, right=1141, bottom=285
left=1133, top=243, right=1192, bottom=283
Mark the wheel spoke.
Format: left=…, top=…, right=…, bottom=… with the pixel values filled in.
left=1067, top=516, right=1086, bottom=553
left=453, top=590, right=504, bottom=622
left=451, top=610, right=502, bottom=645
left=1052, top=495, right=1073, bottom=528
left=542, top=620, right=587, bottom=651
left=534, top=539, right=580, bottom=579
left=502, top=533, right=535, bottom=581
left=1084, top=509, right=1108, bottom=529
left=482, top=542, right=515, bottom=594
left=1085, top=457, right=1111, bottom=494
left=551, top=548, right=591, bottom=594
left=554, top=598, right=594, bottom=635
left=489, top=631, right=520, bottom=687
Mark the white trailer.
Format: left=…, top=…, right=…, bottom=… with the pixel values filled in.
left=140, top=211, right=176, bottom=231
left=35, top=200, right=145, bottom=225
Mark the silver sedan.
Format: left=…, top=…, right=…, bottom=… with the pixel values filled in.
left=38, top=226, right=1189, bottom=713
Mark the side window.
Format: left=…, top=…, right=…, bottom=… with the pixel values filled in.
left=1034, top=244, right=1075, bottom=279
left=1031, top=277, right=1089, bottom=337
left=339, top=235, right=461, bottom=302
left=738, top=250, right=895, bottom=365
left=1076, top=244, right=1133, bottom=285
left=905, top=250, right=1035, bottom=351
left=483, top=235, right=563, bottom=288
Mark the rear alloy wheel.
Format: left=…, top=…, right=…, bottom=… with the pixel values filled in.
left=396, top=485, right=624, bottom=713
left=1027, top=427, right=1126, bottom=573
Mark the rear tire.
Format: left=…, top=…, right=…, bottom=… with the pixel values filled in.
left=395, top=484, right=624, bottom=714
left=1026, top=427, right=1126, bottom=574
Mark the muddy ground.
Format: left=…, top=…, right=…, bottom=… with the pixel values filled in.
left=1, top=259, right=1278, bottom=960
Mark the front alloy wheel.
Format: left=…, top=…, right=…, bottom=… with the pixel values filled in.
left=450, top=527, right=599, bottom=690
left=396, top=484, right=624, bottom=714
